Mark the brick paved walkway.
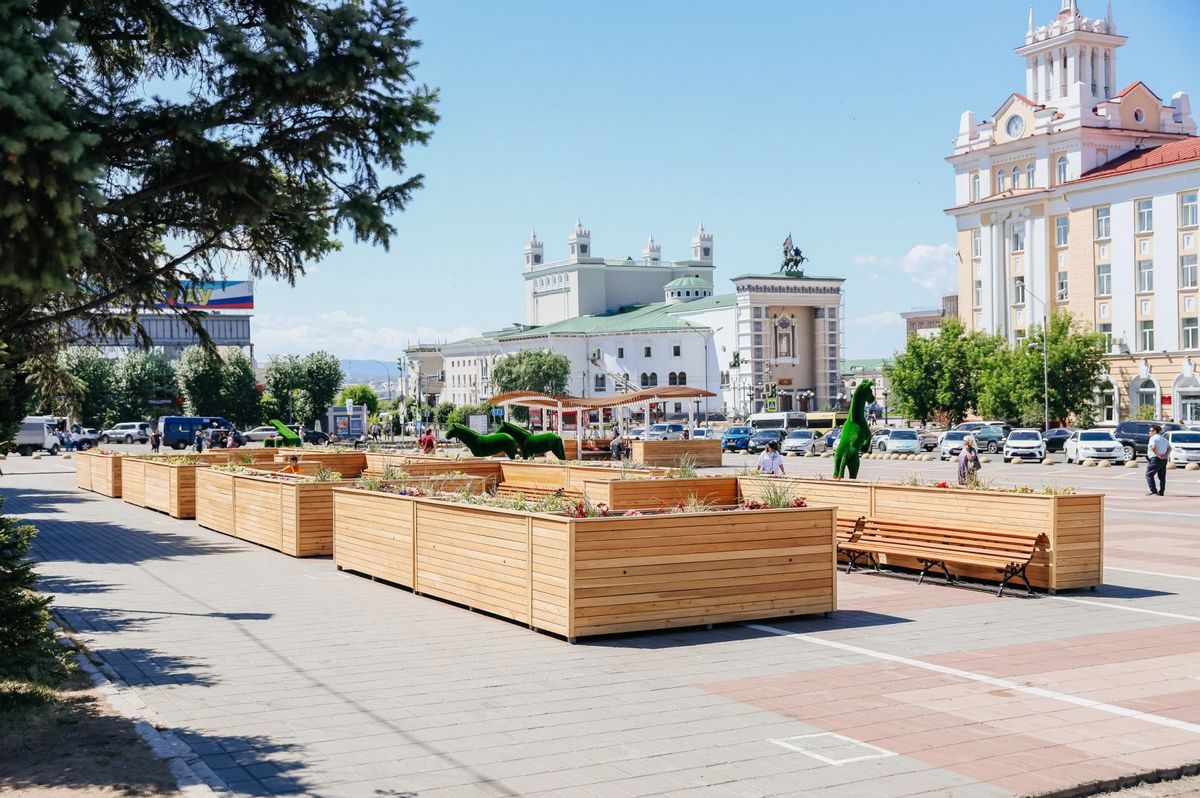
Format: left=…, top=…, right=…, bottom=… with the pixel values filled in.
left=5, top=458, right=1200, bottom=797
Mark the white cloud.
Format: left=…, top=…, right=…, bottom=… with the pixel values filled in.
left=854, top=243, right=957, bottom=294
left=849, top=310, right=903, bottom=332
left=253, top=313, right=480, bottom=360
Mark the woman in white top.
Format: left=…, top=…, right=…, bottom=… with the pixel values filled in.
left=756, top=440, right=785, bottom=476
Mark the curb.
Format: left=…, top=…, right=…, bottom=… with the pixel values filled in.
left=50, top=620, right=229, bottom=798
left=1028, top=762, right=1200, bottom=798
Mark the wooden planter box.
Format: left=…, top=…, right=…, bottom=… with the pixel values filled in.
left=582, top=476, right=739, bottom=511
left=363, top=456, right=504, bottom=488
left=333, top=488, right=836, bottom=639
left=630, top=439, right=723, bottom=467
left=273, top=449, right=367, bottom=477
left=194, top=463, right=322, bottom=535
left=228, top=473, right=357, bottom=557
left=121, top=457, right=202, bottom=518
left=75, top=451, right=123, bottom=497
left=737, top=477, right=1103, bottom=592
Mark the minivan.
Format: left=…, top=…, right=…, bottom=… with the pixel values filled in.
left=1114, top=419, right=1184, bottom=461
left=159, top=416, right=235, bottom=449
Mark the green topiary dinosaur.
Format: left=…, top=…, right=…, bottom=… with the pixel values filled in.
left=833, top=379, right=875, bottom=479
left=497, top=421, right=566, bottom=461
left=444, top=423, right=519, bottom=459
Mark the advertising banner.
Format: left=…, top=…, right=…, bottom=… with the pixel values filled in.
left=157, top=280, right=254, bottom=310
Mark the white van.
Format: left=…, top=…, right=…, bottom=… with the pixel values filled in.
left=747, top=412, right=807, bottom=432
left=15, top=416, right=62, bottom=456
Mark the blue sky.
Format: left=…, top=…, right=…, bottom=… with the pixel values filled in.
left=251, top=0, right=1200, bottom=361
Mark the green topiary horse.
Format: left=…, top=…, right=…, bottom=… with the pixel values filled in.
left=497, top=421, right=567, bottom=461
left=833, top=379, right=875, bottom=479
left=445, top=423, right=520, bottom=459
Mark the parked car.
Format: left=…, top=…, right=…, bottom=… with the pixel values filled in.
left=823, top=426, right=842, bottom=448
left=158, top=416, right=235, bottom=449
left=243, top=425, right=280, bottom=442
left=645, top=423, right=685, bottom=441
left=955, top=420, right=1010, bottom=436
left=974, top=425, right=1008, bottom=454
left=884, top=429, right=921, bottom=455
left=1002, top=429, right=1046, bottom=462
left=939, top=430, right=969, bottom=460
left=870, top=428, right=892, bottom=451
left=721, top=425, right=753, bottom=452
left=14, top=416, right=61, bottom=456
left=288, top=425, right=329, bottom=445
left=69, top=424, right=100, bottom=451
left=626, top=427, right=646, bottom=441
left=1164, top=430, right=1200, bottom=466
left=745, top=429, right=786, bottom=454
left=100, top=421, right=152, bottom=444
left=1064, top=430, right=1125, bottom=464
left=916, top=429, right=941, bottom=451
left=1114, top=419, right=1185, bottom=462
left=1042, top=427, right=1074, bottom=453
left=780, top=429, right=824, bottom=456
left=689, top=428, right=717, bottom=440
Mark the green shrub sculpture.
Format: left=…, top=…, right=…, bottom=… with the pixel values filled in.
left=833, top=379, right=875, bottom=480
left=444, top=423, right=519, bottom=459
left=497, top=421, right=566, bottom=460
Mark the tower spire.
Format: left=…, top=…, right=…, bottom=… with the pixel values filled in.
left=1028, top=6, right=1034, bottom=37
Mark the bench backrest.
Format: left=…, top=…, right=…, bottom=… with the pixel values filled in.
left=856, top=518, right=1044, bottom=562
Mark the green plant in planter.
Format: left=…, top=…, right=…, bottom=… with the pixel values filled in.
left=671, top=453, right=699, bottom=479
left=309, top=466, right=342, bottom=482
left=357, top=474, right=384, bottom=492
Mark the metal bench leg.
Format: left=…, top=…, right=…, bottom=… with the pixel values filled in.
left=918, top=561, right=934, bottom=585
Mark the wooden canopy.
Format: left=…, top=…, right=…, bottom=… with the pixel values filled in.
left=488, top=386, right=715, bottom=410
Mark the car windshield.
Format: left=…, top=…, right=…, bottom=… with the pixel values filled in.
left=1079, top=432, right=1114, bottom=441
left=1170, top=433, right=1200, bottom=444
left=1009, top=431, right=1040, bottom=441
left=751, top=431, right=778, bottom=440
left=891, top=430, right=917, bottom=440
left=786, top=431, right=813, bottom=439
left=944, top=431, right=967, bottom=441
left=649, top=425, right=668, bottom=432
left=726, top=427, right=750, bottom=435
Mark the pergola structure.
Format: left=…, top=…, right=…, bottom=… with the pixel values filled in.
left=488, top=386, right=716, bottom=446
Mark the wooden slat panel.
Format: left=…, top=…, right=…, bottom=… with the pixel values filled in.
left=332, top=489, right=414, bottom=587
left=195, top=469, right=237, bottom=534
left=629, top=439, right=723, bottom=467
left=583, top=477, right=739, bottom=511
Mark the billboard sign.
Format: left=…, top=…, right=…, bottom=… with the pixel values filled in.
left=157, top=280, right=254, bottom=310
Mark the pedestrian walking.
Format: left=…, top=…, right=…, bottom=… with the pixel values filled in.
left=150, top=430, right=161, bottom=453
left=194, top=430, right=205, bottom=453
left=957, top=435, right=980, bottom=485
left=756, top=440, right=785, bottom=476
left=419, top=427, right=436, bottom=454
left=1145, top=424, right=1171, bottom=496
left=609, top=430, right=623, bottom=461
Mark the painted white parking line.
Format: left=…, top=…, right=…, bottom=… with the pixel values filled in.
left=1106, top=508, right=1198, bottom=519
left=770, top=733, right=896, bottom=766
left=1107, top=566, right=1200, bottom=583
left=746, top=623, right=1200, bottom=736
left=1043, top=596, right=1200, bottom=623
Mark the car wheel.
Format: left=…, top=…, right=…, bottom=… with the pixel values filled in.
left=49, top=444, right=60, bottom=456
left=123, top=434, right=133, bottom=444
left=100, top=435, right=109, bottom=444
left=987, top=442, right=999, bottom=453
left=174, top=440, right=188, bottom=450
left=1123, top=445, right=1135, bottom=461
left=18, top=446, right=32, bottom=457
left=78, top=441, right=91, bottom=451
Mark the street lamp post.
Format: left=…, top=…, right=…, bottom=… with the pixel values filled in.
left=883, top=389, right=890, bottom=425
left=371, top=360, right=393, bottom=401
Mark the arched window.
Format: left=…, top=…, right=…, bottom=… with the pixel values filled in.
left=1011, top=167, right=1020, bottom=189
left=1057, top=156, right=1069, bottom=184
left=1026, top=163, right=1036, bottom=187
left=1136, top=378, right=1157, bottom=412
left=677, top=371, right=687, bottom=385
left=640, top=372, right=649, bottom=388
left=648, top=372, right=658, bottom=387
left=668, top=372, right=678, bottom=386
left=997, top=170, right=1007, bottom=192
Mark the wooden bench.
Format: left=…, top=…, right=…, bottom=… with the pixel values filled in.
left=838, top=518, right=1045, bottom=597
left=495, top=483, right=582, bottom=502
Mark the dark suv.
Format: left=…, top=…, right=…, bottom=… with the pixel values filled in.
left=1114, top=419, right=1184, bottom=461
left=973, top=425, right=1008, bottom=454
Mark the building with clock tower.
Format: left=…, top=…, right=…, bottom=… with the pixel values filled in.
left=948, top=0, right=1200, bottom=424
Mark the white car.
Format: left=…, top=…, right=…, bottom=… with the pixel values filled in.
left=884, top=429, right=921, bottom=454
left=645, top=423, right=685, bottom=441
left=1064, top=430, right=1125, bottom=464
left=1002, top=428, right=1046, bottom=462
left=626, top=427, right=646, bottom=441
left=689, top=428, right=717, bottom=440
left=780, top=429, right=824, bottom=456
left=1164, top=430, right=1200, bottom=465
left=940, top=430, right=969, bottom=460
left=243, top=425, right=281, bottom=442
left=100, top=421, right=152, bottom=444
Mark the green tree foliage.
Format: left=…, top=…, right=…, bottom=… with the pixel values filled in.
left=0, top=497, right=71, bottom=686
left=447, top=403, right=492, bottom=428
left=263, top=352, right=344, bottom=426
left=112, top=352, right=176, bottom=422
left=0, top=345, right=31, bottom=443
left=174, top=346, right=225, bottom=416
left=0, top=0, right=437, bottom=436
left=434, top=402, right=456, bottom=425
left=885, top=336, right=937, bottom=424
left=220, top=349, right=261, bottom=427
left=336, top=384, right=380, bottom=416
left=491, top=350, right=571, bottom=396
left=57, top=348, right=115, bottom=427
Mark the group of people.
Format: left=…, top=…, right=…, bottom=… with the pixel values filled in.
left=749, top=434, right=988, bottom=484
left=193, top=428, right=240, bottom=452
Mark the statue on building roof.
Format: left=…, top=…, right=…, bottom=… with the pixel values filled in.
left=781, top=233, right=808, bottom=274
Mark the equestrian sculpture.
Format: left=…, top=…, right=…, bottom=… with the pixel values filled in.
left=781, top=233, right=809, bottom=273
left=833, top=379, right=875, bottom=479
left=497, top=421, right=567, bottom=461
left=444, top=423, right=520, bottom=459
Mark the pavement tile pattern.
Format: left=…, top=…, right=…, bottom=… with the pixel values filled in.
left=3, top=456, right=1200, bottom=797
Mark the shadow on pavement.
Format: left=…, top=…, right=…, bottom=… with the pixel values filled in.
left=30, top=518, right=244, bottom=566
left=1091, top=584, right=1176, bottom=600
left=589, top=610, right=911, bottom=649
left=4, top=490, right=92, bottom=514
left=36, top=574, right=118, bottom=595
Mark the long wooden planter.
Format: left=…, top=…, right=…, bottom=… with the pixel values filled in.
left=75, top=451, right=123, bottom=497
left=737, top=477, right=1103, bottom=592
left=333, top=488, right=836, bottom=639
left=273, top=449, right=367, bottom=477
left=194, top=463, right=322, bottom=535
left=121, top=458, right=201, bottom=518
left=581, top=476, right=739, bottom=511
left=630, top=439, right=723, bottom=467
